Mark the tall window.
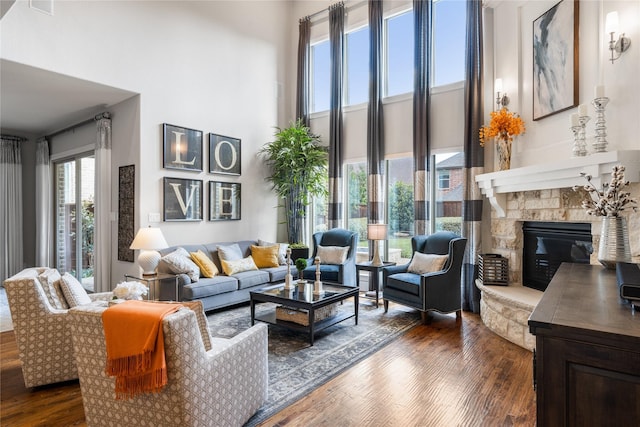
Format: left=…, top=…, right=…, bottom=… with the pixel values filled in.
left=311, top=40, right=330, bottom=113
left=387, top=157, right=414, bottom=263
left=434, top=152, right=463, bottom=235
left=385, top=10, right=414, bottom=97
left=433, top=0, right=466, bottom=87
left=346, top=26, right=369, bottom=106
left=346, top=162, right=368, bottom=252
left=55, top=153, right=95, bottom=288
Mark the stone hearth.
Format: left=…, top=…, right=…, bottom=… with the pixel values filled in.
left=477, top=177, right=640, bottom=351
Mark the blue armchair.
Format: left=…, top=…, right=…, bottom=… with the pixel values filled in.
left=302, top=228, right=358, bottom=286
left=382, top=232, right=467, bottom=323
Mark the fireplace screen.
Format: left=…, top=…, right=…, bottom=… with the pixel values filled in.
left=522, top=222, right=593, bottom=291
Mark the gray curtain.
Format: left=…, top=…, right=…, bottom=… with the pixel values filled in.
left=413, top=0, right=433, bottom=236
left=94, top=112, right=112, bottom=292
left=461, top=0, right=484, bottom=313
left=367, top=0, right=384, bottom=226
left=328, top=2, right=345, bottom=229
left=35, top=137, right=52, bottom=267
left=0, top=136, right=24, bottom=280
left=296, top=16, right=311, bottom=127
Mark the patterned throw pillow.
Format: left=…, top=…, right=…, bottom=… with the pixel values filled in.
left=250, top=245, right=280, bottom=268
left=190, top=250, right=218, bottom=278
left=220, top=255, right=259, bottom=276
left=217, top=243, right=244, bottom=262
left=258, top=239, right=289, bottom=265
left=59, top=272, right=92, bottom=307
left=38, top=269, right=69, bottom=309
left=316, top=245, right=349, bottom=265
left=407, top=252, right=449, bottom=275
left=161, top=248, right=200, bottom=282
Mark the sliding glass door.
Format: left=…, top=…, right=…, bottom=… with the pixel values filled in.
left=54, top=153, right=95, bottom=289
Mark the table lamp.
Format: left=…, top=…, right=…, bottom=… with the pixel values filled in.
left=129, top=226, right=169, bottom=275
left=367, top=223, right=388, bottom=267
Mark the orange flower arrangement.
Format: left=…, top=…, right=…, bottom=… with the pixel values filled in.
left=479, top=108, right=526, bottom=146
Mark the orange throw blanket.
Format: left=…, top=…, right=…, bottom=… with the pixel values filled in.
left=102, top=300, right=182, bottom=399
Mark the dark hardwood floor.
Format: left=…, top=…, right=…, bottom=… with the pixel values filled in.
left=1, top=311, right=535, bottom=427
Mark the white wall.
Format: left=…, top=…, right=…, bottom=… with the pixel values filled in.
left=1, top=0, right=292, bottom=287
left=491, top=0, right=640, bottom=168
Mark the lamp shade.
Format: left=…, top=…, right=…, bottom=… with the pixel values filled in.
left=367, top=224, right=388, bottom=241
left=605, top=11, right=619, bottom=34
left=494, top=78, right=503, bottom=93
left=130, top=227, right=169, bottom=275
left=130, top=227, right=169, bottom=250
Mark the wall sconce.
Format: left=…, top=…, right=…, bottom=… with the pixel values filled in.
left=495, top=78, right=509, bottom=109
left=606, top=11, right=631, bottom=64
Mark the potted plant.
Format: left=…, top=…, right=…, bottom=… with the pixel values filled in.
left=289, top=243, right=309, bottom=261
left=260, top=119, right=328, bottom=244
left=295, top=258, right=308, bottom=283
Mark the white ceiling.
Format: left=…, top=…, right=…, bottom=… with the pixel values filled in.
left=0, top=59, right=137, bottom=136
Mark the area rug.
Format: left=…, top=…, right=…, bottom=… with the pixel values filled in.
left=206, top=301, right=421, bottom=426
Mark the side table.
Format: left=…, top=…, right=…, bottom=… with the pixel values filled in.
left=356, top=261, right=395, bottom=307
left=124, top=273, right=180, bottom=301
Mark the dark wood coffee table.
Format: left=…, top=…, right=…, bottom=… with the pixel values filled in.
left=250, top=282, right=358, bottom=345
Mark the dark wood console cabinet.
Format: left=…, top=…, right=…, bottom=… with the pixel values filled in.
left=529, top=263, right=640, bottom=426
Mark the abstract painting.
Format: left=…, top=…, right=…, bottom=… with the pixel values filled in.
left=117, top=165, right=135, bottom=262
left=533, top=0, right=579, bottom=120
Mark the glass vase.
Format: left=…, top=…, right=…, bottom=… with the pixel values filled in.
left=598, top=216, right=632, bottom=269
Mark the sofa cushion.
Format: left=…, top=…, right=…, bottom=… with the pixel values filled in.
left=38, top=268, right=69, bottom=310
left=161, top=248, right=200, bottom=282
left=258, top=239, right=289, bottom=265
left=250, top=245, right=280, bottom=268
left=261, top=265, right=290, bottom=283
left=303, top=264, right=340, bottom=283
left=234, top=270, right=270, bottom=290
left=182, top=276, right=238, bottom=300
left=59, top=272, right=92, bottom=307
left=190, top=250, right=218, bottom=278
left=221, top=256, right=259, bottom=276
left=316, top=245, right=349, bottom=265
left=386, top=273, right=421, bottom=296
left=408, top=253, right=448, bottom=275
left=217, top=243, right=244, bottom=261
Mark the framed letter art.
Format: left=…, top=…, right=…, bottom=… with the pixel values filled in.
left=163, top=177, right=203, bottom=221
left=209, top=181, right=241, bottom=221
left=209, top=133, right=241, bottom=175
left=532, top=0, right=579, bottom=120
left=163, top=123, right=203, bottom=172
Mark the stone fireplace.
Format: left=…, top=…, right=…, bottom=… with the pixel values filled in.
left=474, top=151, right=640, bottom=351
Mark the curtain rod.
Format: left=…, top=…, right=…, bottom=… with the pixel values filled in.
left=46, top=111, right=110, bottom=140
left=302, top=0, right=366, bottom=23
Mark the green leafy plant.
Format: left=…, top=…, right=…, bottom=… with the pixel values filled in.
left=295, top=258, right=308, bottom=278
left=260, top=119, right=328, bottom=244
left=289, top=243, right=308, bottom=249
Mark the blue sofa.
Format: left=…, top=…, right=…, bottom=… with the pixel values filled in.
left=157, top=240, right=292, bottom=312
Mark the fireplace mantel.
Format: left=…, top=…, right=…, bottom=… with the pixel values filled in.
left=475, top=150, right=640, bottom=217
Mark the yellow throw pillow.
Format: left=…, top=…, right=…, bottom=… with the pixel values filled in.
left=220, top=255, right=259, bottom=276
left=250, top=245, right=280, bottom=268
left=190, top=250, right=219, bottom=278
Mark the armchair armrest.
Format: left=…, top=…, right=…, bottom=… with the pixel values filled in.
left=89, top=292, right=113, bottom=302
